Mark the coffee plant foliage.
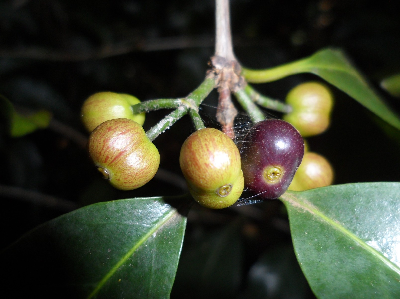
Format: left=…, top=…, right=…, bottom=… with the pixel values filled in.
left=1, top=1, right=400, bottom=298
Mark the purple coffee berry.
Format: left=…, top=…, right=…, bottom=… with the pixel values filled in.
left=241, top=119, right=304, bottom=199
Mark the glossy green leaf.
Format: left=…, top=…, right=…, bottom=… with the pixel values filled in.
left=0, top=94, right=52, bottom=137
left=280, top=183, right=400, bottom=298
left=242, top=48, right=400, bottom=130
left=381, top=73, right=400, bottom=97
left=1, top=196, right=188, bottom=299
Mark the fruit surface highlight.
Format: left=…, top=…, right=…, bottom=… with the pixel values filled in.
left=241, top=119, right=304, bottom=199
left=81, top=92, right=145, bottom=132
left=288, top=152, right=334, bottom=191
left=88, top=118, right=159, bottom=190
left=179, top=128, right=244, bottom=209
left=283, top=82, right=333, bottom=137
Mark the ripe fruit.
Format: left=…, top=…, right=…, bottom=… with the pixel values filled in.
left=241, top=119, right=304, bottom=199
left=179, top=128, right=244, bottom=209
left=81, top=92, right=145, bottom=132
left=283, top=82, right=333, bottom=137
left=288, top=152, right=334, bottom=191
left=88, top=118, right=160, bottom=190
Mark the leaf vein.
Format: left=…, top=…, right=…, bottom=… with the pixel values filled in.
left=86, top=208, right=178, bottom=299
left=281, top=192, right=400, bottom=276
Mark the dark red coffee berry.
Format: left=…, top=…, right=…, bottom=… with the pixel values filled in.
left=241, top=119, right=304, bottom=199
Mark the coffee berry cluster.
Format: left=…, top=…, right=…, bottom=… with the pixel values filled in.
left=81, top=81, right=334, bottom=209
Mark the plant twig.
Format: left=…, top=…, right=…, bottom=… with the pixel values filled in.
left=214, top=0, right=239, bottom=138
left=216, top=86, right=237, bottom=138
left=48, top=118, right=88, bottom=148
left=0, top=184, right=78, bottom=212
left=0, top=36, right=215, bottom=61
left=215, top=0, right=235, bottom=61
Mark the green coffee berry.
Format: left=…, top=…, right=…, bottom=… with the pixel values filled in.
left=179, top=128, right=244, bottom=209
left=81, top=92, right=145, bottom=132
left=88, top=118, right=159, bottom=190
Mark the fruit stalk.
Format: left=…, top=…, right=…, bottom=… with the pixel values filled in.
left=234, top=88, right=265, bottom=123
left=244, top=85, right=292, bottom=113
left=131, top=98, right=182, bottom=114
left=146, top=108, right=188, bottom=142
left=145, top=76, right=216, bottom=141
left=188, top=76, right=217, bottom=106
left=189, top=108, right=205, bottom=130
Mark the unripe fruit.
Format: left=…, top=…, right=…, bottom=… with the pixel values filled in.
left=81, top=92, right=145, bottom=132
left=283, top=82, right=333, bottom=137
left=241, top=119, right=304, bottom=199
left=88, top=118, right=159, bottom=190
left=288, top=152, right=334, bottom=191
left=179, top=128, right=244, bottom=209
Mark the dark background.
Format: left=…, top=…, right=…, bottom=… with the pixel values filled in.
left=1, top=0, right=400, bottom=298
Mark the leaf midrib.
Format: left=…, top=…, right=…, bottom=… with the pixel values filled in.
left=86, top=208, right=178, bottom=299
left=281, top=192, right=400, bottom=276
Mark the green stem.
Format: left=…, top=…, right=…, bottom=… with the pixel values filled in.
left=234, top=89, right=265, bottom=123
left=131, top=99, right=182, bottom=114
left=187, top=76, right=217, bottom=106
left=189, top=109, right=205, bottom=130
left=146, top=108, right=188, bottom=141
left=241, top=59, right=306, bottom=83
left=145, top=76, right=217, bottom=141
left=245, top=85, right=292, bottom=113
